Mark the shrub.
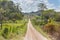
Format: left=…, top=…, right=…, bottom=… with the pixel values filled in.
left=2, top=28, right=9, bottom=39
left=43, top=23, right=56, bottom=34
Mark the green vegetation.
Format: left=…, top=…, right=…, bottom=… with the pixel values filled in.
left=31, top=18, right=51, bottom=40
left=0, top=0, right=27, bottom=40
left=0, top=0, right=60, bottom=40
left=30, top=3, right=60, bottom=40
left=0, top=20, right=26, bottom=38
left=31, top=9, right=60, bottom=40
left=0, top=20, right=27, bottom=39
left=0, top=0, right=24, bottom=29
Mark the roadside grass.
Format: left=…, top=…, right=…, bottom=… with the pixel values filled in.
left=0, top=20, right=27, bottom=40
left=31, top=21, right=51, bottom=40
left=34, top=25, right=51, bottom=40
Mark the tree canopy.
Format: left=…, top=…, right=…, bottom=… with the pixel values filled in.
left=0, top=0, right=23, bottom=21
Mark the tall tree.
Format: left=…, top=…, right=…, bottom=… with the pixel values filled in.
left=38, top=3, right=47, bottom=19
left=38, top=2, right=47, bottom=25
left=0, top=0, right=24, bottom=29
left=0, top=8, right=6, bottom=29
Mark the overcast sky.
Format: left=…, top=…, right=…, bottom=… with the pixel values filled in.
left=12, top=0, right=60, bottom=13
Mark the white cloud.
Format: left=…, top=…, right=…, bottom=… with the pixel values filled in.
left=47, top=3, right=55, bottom=9
left=42, top=0, right=60, bottom=12
left=55, top=6, right=60, bottom=12
left=12, top=0, right=60, bottom=12
left=42, top=0, right=55, bottom=9
left=25, top=0, right=34, bottom=3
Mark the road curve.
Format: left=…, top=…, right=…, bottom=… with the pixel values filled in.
left=24, top=19, right=48, bottom=40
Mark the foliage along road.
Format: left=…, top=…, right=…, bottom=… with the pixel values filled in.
left=24, top=19, right=48, bottom=40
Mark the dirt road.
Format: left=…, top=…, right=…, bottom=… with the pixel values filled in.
left=24, top=19, right=48, bottom=40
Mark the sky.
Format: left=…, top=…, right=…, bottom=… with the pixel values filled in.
left=12, top=0, right=60, bottom=13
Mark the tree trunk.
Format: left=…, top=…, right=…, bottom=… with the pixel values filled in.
left=1, top=19, right=2, bottom=29
left=0, top=13, right=2, bottom=29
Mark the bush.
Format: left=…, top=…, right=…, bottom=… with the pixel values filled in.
left=43, top=23, right=56, bottom=34
left=2, top=28, right=9, bottom=39
left=43, top=22, right=60, bottom=34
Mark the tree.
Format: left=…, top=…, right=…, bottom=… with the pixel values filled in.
left=0, top=0, right=24, bottom=29
left=0, top=0, right=23, bottom=21
left=0, top=8, right=6, bottom=29
left=43, top=9, right=55, bottom=19
left=38, top=2, right=47, bottom=25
